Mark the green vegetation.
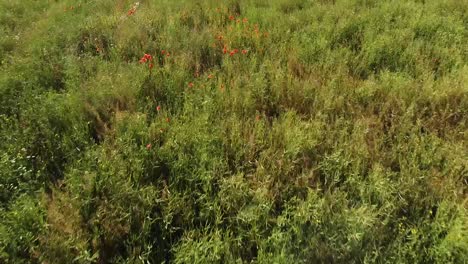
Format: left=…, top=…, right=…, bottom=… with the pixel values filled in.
left=0, top=0, right=467, bottom=263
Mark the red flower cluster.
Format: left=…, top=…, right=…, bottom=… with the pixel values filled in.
left=228, top=15, right=248, bottom=23
left=229, top=49, right=239, bottom=56
left=139, top=53, right=154, bottom=69
left=223, top=48, right=248, bottom=57
left=127, top=2, right=140, bottom=16
left=128, top=8, right=136, bottom=16
left=140, top=53, right=152, bottom=63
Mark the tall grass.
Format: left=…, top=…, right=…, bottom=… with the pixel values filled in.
left=0, top=0, right=467, bottom=263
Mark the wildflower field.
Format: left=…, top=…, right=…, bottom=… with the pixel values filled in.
left=0, top=0, right=467, bottom=263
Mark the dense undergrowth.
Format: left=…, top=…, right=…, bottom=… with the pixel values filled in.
left=0, top=0, right=467, bottom=263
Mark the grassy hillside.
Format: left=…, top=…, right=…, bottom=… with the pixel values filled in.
left=0, top=0, right=467, bottom=263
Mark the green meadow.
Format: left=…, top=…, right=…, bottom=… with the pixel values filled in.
left=0, top=0, right=467, bottom=263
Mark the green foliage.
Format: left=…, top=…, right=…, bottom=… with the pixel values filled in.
left=0, top=195, right=45, bottom=263
left=0, top=0, right=467, bottom=263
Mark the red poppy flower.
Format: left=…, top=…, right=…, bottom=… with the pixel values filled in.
left=229, top=51, right=235, bottom=56
left=233, top=49, right=239, bottom=54
left=188, top=82, right=194, bottom=88
left=144, top=54, right=152, bottom=61
left=149, top=63, right=154, bottom=69
left=156, top=105, right=161, bottom=111
left=161, top=50, right=166, bottom=55
left=223, top=46, right=228, bottom=54
left=229, top=15, right=235, bottom=20
left=242, top=49, right=248, bottom=54
left=139, top=57, right=147, bottom=63
left=146, top=143, right=152, bottom=149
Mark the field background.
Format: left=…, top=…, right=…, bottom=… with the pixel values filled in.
left=0, top=0, right=467, bottom=263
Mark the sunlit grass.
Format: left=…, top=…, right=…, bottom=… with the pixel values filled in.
left=0, top=0, right=467, bottom=263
